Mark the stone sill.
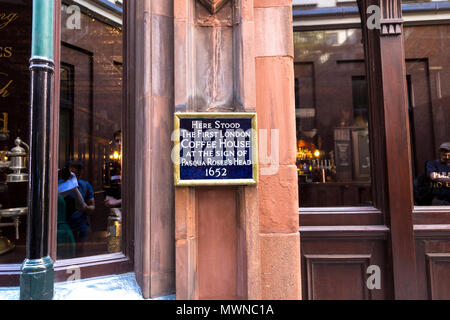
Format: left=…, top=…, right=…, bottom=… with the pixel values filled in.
left=0, top=273, right=175, bottom=300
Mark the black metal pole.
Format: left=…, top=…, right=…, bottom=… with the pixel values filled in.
left=19, top=57, right=55, bottom=301
left=27, top=58, right=54, bottom=260
left=19, top=0, right=55, bottom=300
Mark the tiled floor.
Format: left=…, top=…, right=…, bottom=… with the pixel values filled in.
left=0, top=273, right=175, bottom=300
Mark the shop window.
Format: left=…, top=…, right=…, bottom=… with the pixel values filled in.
left=57, top=6, right=124, bottom=259
left=294, top=29, right=373, bottom=208
left=406, top=25, right=450, bottom=207
left=0, top=0, right=32, bottom=264
left=294, top=25, right=450, bottom=208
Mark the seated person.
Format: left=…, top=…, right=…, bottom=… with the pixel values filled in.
left=426, top=142, right=450, bottom=205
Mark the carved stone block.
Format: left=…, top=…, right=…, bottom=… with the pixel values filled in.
left=198, top=0, right=231, bottom=14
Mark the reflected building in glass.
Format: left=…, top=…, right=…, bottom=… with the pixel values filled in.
left=0, top=0, right=124, bottom=264
left=57, top=2, right=123, bottom=258
left=293, top=0, right=450, bottom=208
left=293, top=27, right=373, bottom=207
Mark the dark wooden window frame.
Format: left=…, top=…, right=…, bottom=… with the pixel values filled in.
left=295, top=23, right=386, bottom=226
left=0, top=0, right=134, bottom=287
left=296, top=20, right=450, bottom=226
left=297, top=2, right=450, bottom=300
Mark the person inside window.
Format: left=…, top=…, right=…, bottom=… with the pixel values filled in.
left=426, top=142, right=450, bottom=206
left=59, top=160, right=95, bottom=255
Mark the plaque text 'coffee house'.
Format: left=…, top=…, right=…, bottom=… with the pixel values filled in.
left=174, top=113, right=258, bottom=186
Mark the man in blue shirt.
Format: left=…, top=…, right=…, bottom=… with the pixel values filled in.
left=426, top=142, right=450, bottom=205
left=61, top=160, right=96, bottom=253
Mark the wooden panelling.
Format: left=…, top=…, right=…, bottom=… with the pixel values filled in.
left=305, top=254, right=371, bottom=300
left=300, top=225, right=389, bottom=240
left=414, top=225, right=450, bottom=300
left=300, top=224, right=392, bottom=300
left=300, top=207, right=384, bottom=226
left=426, top=253, right=450, bottom=300
left=414, top=207, right=450, bottom=225
left=299, top=183, right=372, bottom=208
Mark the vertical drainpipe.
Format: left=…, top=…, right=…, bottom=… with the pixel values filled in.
left=20, top=0, right=55, bottom=300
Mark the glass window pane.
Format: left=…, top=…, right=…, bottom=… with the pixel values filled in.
left=406, top=25, right=450, bottom=206
left=57, top=4, right=123, bottom=259
left=294, top=29, right=373, bottom=208
left=0, top=0, right=32, bottom=264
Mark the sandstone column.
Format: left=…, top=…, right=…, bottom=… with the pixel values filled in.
left=174, top=0, right=261, bottom=300
left=254, top=0, right=301, bottom=300
left=174, top=0, right=300, bottom=300
left=126, top=0, right=176, bottom=299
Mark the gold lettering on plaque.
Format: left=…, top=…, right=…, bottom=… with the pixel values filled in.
left=0, top=113, right=9, bottom=133
left=0, top=13, right=18, bottom=30
left=0, top=12, right=19, bottom=97
left=0, top=80, right=13, bottom=98
left=0, top=73, right=13, bottom=98
left=0, top=47, right=13, bottom=58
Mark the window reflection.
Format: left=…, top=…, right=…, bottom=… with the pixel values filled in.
left=294, top=25, right=450, bottom=208
left=294, top=29, right=373, bottom=207
left=0, top=0, right=32, bottom=264
left=57, top=5, right=123, bottom=259
left=407, top=25, right=450, bottom=206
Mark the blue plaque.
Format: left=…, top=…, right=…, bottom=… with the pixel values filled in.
left=174, top=113, right=258, bottom=186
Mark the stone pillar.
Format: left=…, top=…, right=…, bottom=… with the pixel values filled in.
left=174, top=0, right=261, bottom=300
left=254, top=0, right=301, bottom=300
left=174, top=0, right=300, bottom=300
left=126, top=0, right=176, bottom=299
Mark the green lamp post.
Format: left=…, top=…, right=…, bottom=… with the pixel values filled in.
left=19, top=0, right=55, bottom=300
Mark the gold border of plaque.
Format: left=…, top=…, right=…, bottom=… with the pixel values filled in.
left=174, top=112, right=259, bottom=187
